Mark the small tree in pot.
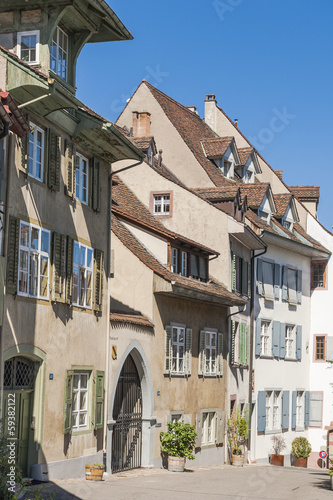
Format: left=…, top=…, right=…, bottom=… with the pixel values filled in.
left=160, top=421, right=197, bottom=472
left=291, top=437, right=312, bottom=468
left=227, top=409, right=248, bottom=466
left=270, top=435, right=286, bottom=466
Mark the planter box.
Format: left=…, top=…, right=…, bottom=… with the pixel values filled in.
left=85, top=464, right=105, bottom=481
left=231, top=455, right=244, bottom=467
left=271, top=454, right=284, bottom=466
left=168, top=456, right=185, bottom=472
left=294, top=457, right=307, bottom=468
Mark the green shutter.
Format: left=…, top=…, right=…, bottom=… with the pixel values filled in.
left=248, top=261, right=251, bottom=299
left=239, top=323, right=246, bottom=365
left=242, top=258, right=247, bottom=295
left=6, top=216, right=19, bottom=294
left=185, top=328, right=192, bottom=375
left=217, top=332, right=223, bottom=376
left=53, top=232, right=66, bottom=302
left=164, top=326, right=172, bottom=375
left=95, top=370, right=104, bottom=430
left=246, top=325, right=250, bottom=366
left=90, top=157, right=101, bottom=212
left=231, top=251, right=236, bottom=292
left=63, top=370, right=73, bottom=434
left=48, top=132, right=61, bottom=191
left=230, top=320, right=236, bottom=365
left=198, top=330, right=205, bottom=375
left=65, top=140, right=75, bottom=198
left=66, top=236, right=73, bottom=304
left=94, top=249, right=104, bottom=312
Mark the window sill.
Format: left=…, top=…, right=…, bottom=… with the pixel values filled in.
left=164, top=373, right=191, bottom=378
left=284, top=357, right=298, bottom=362
left=265, top=429, right=282, bottom=435
left=200, top=443, right=217, bottom=449
left=199, top=373, right=221, bottom=378
left=71, top=428, right=92, bottom=436
left=295, top=427, right=305, bottom=432
left=259, top=355, right=273, bottom=359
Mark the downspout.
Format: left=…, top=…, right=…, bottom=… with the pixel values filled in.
left=247, top=245, right=267, bottom=461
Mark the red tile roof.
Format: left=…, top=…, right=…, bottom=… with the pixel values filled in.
left=239, top=184, right=271, bottom=209
left=273, top=193, right=293, bottom=218
left=289, top=186, right=320, bottom=200
left=110, top=313, right=154, bottom=328
left=201, top=137, right=233, bottom=159
left=237, top=147, right=254, bottom=166
left=193, top=186, right=240, bottom=202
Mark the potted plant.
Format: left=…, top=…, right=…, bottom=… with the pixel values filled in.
left=85, top=463, right=105, bottom=481
left=227, top=409, right=248, bottom=466
left=270, top=435, right=286, bottom=466
left=291, top=437, right=312, bottom=468
left=160, top=421, right=197, bottom=472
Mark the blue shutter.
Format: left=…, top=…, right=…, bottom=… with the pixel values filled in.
left=272, top=321, right=280, bottom=357
left=257, top=391, right=266, bottom=432
left=279, top=323, right=286, bottom=359
left=255, top=318, right=261, bottom=356
left=282, top=391, right=289, bottom=430
left=296, top=270, right=302, bottom=304
left=304, top=391, right=310, bottom=428
left=296, top=326, right=302, bottom=360
left=274, top=263, right=280, bottom=300
left=282, top=266, right=288, bottom=301
left=292, top=391, right=297, bottom=429
left=257, top=259, right=263, bottom=295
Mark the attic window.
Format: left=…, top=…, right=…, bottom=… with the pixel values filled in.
left=244, top=169, right=254, bottom=184
left=282, top=220, right=292, bottom=230
left=50, top=26, right=68, bottom=81
left=150, top=191, right=173, bottom=217
left=18, top=31, right=40, bottom=64
left=259, top=209, right=270, bottom=223
left=170, top=247, right=208, bottom=282
left=147, top=145, right=153, bottom=165
left=223, top=160, right=232, bottom=178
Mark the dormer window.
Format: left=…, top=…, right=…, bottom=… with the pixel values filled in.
left=50, top=26, right=68, bottom=80
left=244, top=169, right=254, bottom=184
left=170, top=247, right=208, bottom=282
left=17, top=31, right=40, bottom=64
left=147, top=145, right=154, bottom=165
left=223, top=159, right=233, bottom=179
left=259, top=209, right=270, bottom=224
left=282, top=220, right=292, bottom=230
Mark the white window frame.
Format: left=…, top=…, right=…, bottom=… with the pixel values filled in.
left=153, top=193, right=170, bottom=214
left=171, top=324, right=186, bottom=374
left=259, top=209, right=270, bottom=223
left=260, top=320, right=271, bottom=356
left=181, top=251, right=187, bottom=277
left=72, top=371, right=90, bottom=430
left=50, top=26, right=68, bottom=81
left=18, top=221, right=50, bottom=300
left=296, top=391, right=304, bottom=429
left=75, top=153, right=89, bottom=205
left=223, top=159, right=233, bottom=179
left=285, top=324, right=296, bottom=359
left=28, top=122, right=45, bottom=182
left=17, top=30, right=40, bottom=64
left=72, top=241, right=93, bottom=309
left=171, top=248, right=178, bottom=273
left=266, top=390, right=281, bottom=432
left=201, top=411, right=216, bottom=446
left=204, top=330, right=217, bottom=375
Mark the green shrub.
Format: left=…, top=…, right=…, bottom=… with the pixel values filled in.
left=291, top=437, right=312, bottom=458
left=227, top=409, right=248, bottom=456
left=160, top=421, right=197, bottom=460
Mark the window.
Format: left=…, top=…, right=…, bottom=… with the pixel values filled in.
left=285, top=325, right=296, bottom=359
left=266, top=390, right=281, bottom=431
left=28, top=123, right=45, bottom=182
left=172, top=325, right=185, bottom=373
left=164, top=325, right=192, bottom=376
left=153, top=194, right=170, bottom=214
left=244, top=169, right=253, bottom=183
left=314, top=335, right=325, bottom=361
left=171, top=413, right=182, bottom=423
left=309, top=392, right=323, bottom=427
left=282, top=266, right=301, bottom=305
left=72, top=241, right=93, bottom=309
left=18, top=221, right=50, bottom=299
left=171, top=248, right=178, bottom=273
left=296, top=391, right=304, bottom=429
left=223, top=160, right=232, bottom=178
left=260, top=320, right=271, bottom=356
left=262, top=261, right=274, bottom=300
left=199, top=330, right=223, bottom=376
left=170, top=247, right=208, bottom=282
left=259, top=209, right=270, bottom=223
left=17, top=31, right=39, bottom=64
left=232, top=253, right=250, bottom=297
left=72, top=372, right=89, bottom=430
left=205, top=331, right=217, bottom=374
left=201, top=411, right=216, bottom=445
left=282, top=220, right=292, bottom=230
left=311, top=261, right=327, bottom=289
left=231, top=321, right=249, bottom=366
left=75, top=153, right=89, bottom=204
left=50, top=26, right=68, bottom=80
left=181, top=251, right=187, bottom=277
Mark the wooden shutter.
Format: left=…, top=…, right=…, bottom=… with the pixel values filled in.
left=242, top=259, right=247, bottom=296
left=296, top=269, right=302, bottom=304
left=244, top=402, right=250, bottom=435
left=216, top=411, right=225, bottom=445
left=304, top=391, right=310, bottom=428
left=0, top=257, right=4, bottom=326
left=90, top=157, right=101, bottom=212
left=48, top=132, right=61, bottom=191
left=231, top=252, right=236, bottom=292
left=230, top=320, right=236, bottom=365
left=239, top=323, right=246, bottom=365
left=164, top=326, right=172, bottom=375
left=53, top=232, right=66, bottom=302
left=272, top=321, right=280, bottom=357
left=217, top=332, right=223, bottom=376
left=63, top=370, right=73, bottom=434
left=19, top=129, right=29, bottom=174
left=94, top=249, right=104, bottom=312
left=6, top=216, right=19, bottom=294
left=279, top=323, right=286, bottom=359
left=185, top=328, right=192, bottom=375
left=282, top=391, right=289, bottom=430
left=274, top=263, right=280, bottom=300
left=198, top=330, right=205, bottom=375
left=255, top=318, right=261, bottom=356
left=296, top=325, right=302, bottom=360
left=309, top=392, right=323, bottom=427
left=66, top=236, right=73, bottom=304
left=247, top=261, right=251, bottom=299
left=257, top=258, right=263, bottom=295
left=282, top=266, right=288, bottom=301
left=326, top=337, right=333, bottom=361
left=257, top=391, right=266, bottom=432
left=195, top=413, right=202, bottom=448
left=65, top=140, right=75, bottom=198
left=291, top=391, right=297, bottom=429
left=95, top=370, right=104, bottom=430
left=246, top=325, right=250, bottom=366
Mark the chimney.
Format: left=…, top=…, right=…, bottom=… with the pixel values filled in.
left=132, top=111, right=151, bottom=137
left=186, top=106, right=198, bottom=114
left=234, top=119, right=238, bottom=128
left=275, top=170, right=283, bottom=181
left=204, top=94, right=217, bottom=132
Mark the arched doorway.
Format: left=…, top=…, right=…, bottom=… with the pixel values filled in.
left=111, top=354, right=142, bottom=472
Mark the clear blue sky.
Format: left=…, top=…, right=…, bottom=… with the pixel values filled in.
left=77, top=0, right=333, bottom=231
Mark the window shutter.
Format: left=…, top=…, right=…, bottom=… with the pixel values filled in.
left=53, top=232, right=66, bottom=302
left=246, top=325, right=250, bottom=365
left=95, top=370, right=104, bottom=430
left=309, top=392, right=323, bottom=427
left=6, top=216, right=19, bottom=295
left=244, top=402, right=250, bottom=435
left=282, top=391, right=289, bottom=430
left=296, top=325, right=302, bottom=360
left=217, top=332, right=223, bottom=376
left=279, top=323, right=286, bottom=359
left=248, top=261, right=251, bottom=299
left=216, top=410, right=225, bottom=445
left=242, top=259, right=247, bottom=296
left=255, top=318, right=261, bottom=356
left=231, top=251, right=236, bottom=292
left=195, top=413, right=202, bottom=448
left=274, top=263, right=280, bottom=300
left=19, top=130, right=29, bottom=174
left=63, top=370, right=73, bottom=434
left=257, top=258, right=263, bottom=295
left=304, top=391, right=310, bottom=428
left=66, top=236, right=73, bottom=304
left=185, top=328, right=192, bottom=375
left=65, top=140, right=75, bottom=198
left=198, top=330, right=205, bottom=375
left=230, top=320, right=236, bottom=365
left=94, top=249, right=104, bottom=312
left=326, top=337, right=333, bottom=361
left=90, top=157, right=101, bottom=212
left=0, top=257, right=4, bottom=326
left=257, top=391, right=266, bottom=432
left=239, top=323, right=246, bottom=365
left=291, top=391, right=297, bottom=429
left=48, top=132, right=61, bottom=191
left=296, top=269, right=302, bottom=304
left=164, top=326, right=172, bottom=375
left=282, top=266, right=288, bottom=301
left=272, top=321, right=280, bottom=357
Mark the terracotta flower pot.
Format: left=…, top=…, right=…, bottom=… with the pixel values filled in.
left=168, top=456, right=185, bottom=472
left=85, top=464, right=105, bottom=480
left=231, top=454, right=244, bottom=467
left=271, top=454, right=284, bottom=466
left=294, top=457, right=307, bottom=468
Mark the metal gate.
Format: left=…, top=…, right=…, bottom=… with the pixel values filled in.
left=111, top=354, right=142, bottom=473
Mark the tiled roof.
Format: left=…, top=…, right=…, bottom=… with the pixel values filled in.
left=245, top=210, right=275, bottom=235
left=273, top=194, right=293, bottom=218
left=193, top=186, right=240, bottom=202
left=201, top=137, right=233, bottom=159
left=110, top=313, right=154, bottom=328
left=131, top=136, right=155, bottom=152
left=239, top=184, right=270, bottom=209
left=237, top=147, right=253, bottom=166
left=292, top=223, right=329, bottom=253
left=289, top=186, right=320, bottom=200
left=112, top=214, right=245, bottom=305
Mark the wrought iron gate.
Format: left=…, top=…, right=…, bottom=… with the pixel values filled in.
left=111, top=355, right=142, bottom=473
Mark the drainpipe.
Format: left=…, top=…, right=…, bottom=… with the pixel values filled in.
left=247, top=245, right=267, bottom=461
